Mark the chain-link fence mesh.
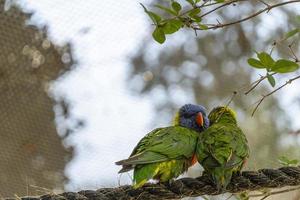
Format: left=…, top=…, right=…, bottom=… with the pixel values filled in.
left=1, top=0, right=300, bottom=199
left=0, top=1, right=73, bottom=197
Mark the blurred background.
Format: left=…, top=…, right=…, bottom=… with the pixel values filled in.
left=0, top=0, right=299, bottom=199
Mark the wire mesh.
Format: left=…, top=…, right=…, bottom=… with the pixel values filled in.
left=0, top=1, right=73, bottom=197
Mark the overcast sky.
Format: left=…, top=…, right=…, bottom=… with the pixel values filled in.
left=16, top=0, right=160, bottom=190
left=15, top=0, right=300, bottom=192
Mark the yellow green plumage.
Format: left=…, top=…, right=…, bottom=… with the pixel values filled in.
left=115, top=104, right=209, bottom=188
left=196, top=106, right=249, bottom=191
left=116, top=126, right=199, bottom=188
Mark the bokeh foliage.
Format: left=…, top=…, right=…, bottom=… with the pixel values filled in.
left=0, top=1, right=73, bottom=197
left=128, top=0, right=300, bottom=171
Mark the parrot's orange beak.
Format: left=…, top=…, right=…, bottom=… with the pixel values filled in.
left=196, top=112, right=204, bottom=127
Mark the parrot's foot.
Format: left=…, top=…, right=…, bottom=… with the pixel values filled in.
left=233, top=170, right=242, bottom=176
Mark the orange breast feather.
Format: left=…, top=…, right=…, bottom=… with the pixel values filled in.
left=191, top=153, right=198, bottom=165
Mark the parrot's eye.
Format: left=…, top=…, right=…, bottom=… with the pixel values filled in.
left=183, top=112, right=194, bottom=118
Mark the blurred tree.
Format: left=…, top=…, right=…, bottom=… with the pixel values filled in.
left=0, top=1, right=73, bottom=197
left=128, top=0, right=299, bottom=175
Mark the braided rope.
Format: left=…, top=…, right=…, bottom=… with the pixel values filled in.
left=15, top=166, right=300, bottom=200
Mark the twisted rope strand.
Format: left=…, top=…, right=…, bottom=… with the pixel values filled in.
left=14, top=166, right=300, bottom=200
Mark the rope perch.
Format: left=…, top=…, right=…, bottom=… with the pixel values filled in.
left=15, top=166, right=300, bottom=200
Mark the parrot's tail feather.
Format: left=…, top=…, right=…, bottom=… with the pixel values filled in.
left=116, top=152, right=168, bottom=165
left=118, top=165, right=133, bottom=173
left=211, top=168, right=233, bottom=191
left=116, top=154, right=142, bottom=165
left=115, top=154, right=142, bottom=166
left=115, top=159, right=126, bottom=165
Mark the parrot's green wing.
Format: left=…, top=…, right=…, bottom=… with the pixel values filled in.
left=115, top=126, right=199, bottom=187
left=196, top=123, right=249, bottom=190
left=116, top=126, right=199, bottom=170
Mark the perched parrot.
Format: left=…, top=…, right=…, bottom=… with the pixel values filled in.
left=115, top=104, right=209, bottom=188
left=196, top=106, right=249, bottom=191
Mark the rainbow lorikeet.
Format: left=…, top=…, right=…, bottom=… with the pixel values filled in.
left=196, top=106, right=249, bottom=191
left=115, top=104, right=209, bottom=188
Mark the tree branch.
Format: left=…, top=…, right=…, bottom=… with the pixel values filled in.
left=252, top=75, right=300, bottom=116
left=245, top=72, right=277, bottom=95
left=194, top=0, right=300, bottom=30
left=8, top=166, right=300, bottom=200
left=199, top=0, right=243, bottom=18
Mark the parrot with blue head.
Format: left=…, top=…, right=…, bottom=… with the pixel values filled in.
left=115, top=104, right=209, bottom=188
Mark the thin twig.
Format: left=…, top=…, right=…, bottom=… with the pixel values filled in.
left=215, top=91, right=237, bottom=123
left=226, top=91, right=238, bottom=107
left=159, top=0, right=236, bottom=23
left=199, top=0, right=241, bottom=18
left=199, top=0, right=234, bottom=8
left=194, top=0, right=300, bottom=30
left=257, top=0, right=271, bottom=9
left=260, top=194, right=270, bottom=200
left=252, top=75, right=300, bottom=116
left=159, top=0, right=245, bottom=25
left=245, top=72, right=277, bottom=95
left=270, top=40, right=277, bottom=55
left=288, top=42, right=299, bottom=62
left=198, top=0, right=208, bottom=8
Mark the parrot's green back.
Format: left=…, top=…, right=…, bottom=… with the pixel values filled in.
left=116, top=126, right=199, bottom=188
left=196, top=107, right=249, bottom=191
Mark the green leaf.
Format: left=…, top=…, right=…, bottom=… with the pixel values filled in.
left=152, top=27, right=166, bottom=44
left=271, top=59, right=299, bottom=73
left=197, top=24, right=208, bottom=30
left=171, top=1, right=182, bottom=14
left=247, top=58, right=265, bottom=69
left=257, top=52, right=275, bottom=69
left=289, top=160, right=300, bottom=165
left=191, top=15, right=202, bottom=22
left=162, top=19, right=183, bottom=34
left=140, top=3, right=161, bottom=24
left=267, top=73, right=276, bottom=87
left=278, top=156, right=290, bottom=166
left=284, top=28, right=300, bottom=40
left=278, top=156, right=299, bottom=166
left=154, top=4, right=177, bottom=16
left=188, top=8, right=201, bottom=18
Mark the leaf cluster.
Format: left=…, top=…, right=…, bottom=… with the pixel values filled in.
left=141, top=0, right=212, bottom=44
left=248, top=51, right=299, bottom=87
left=141, top=1, right=300, bottom=113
